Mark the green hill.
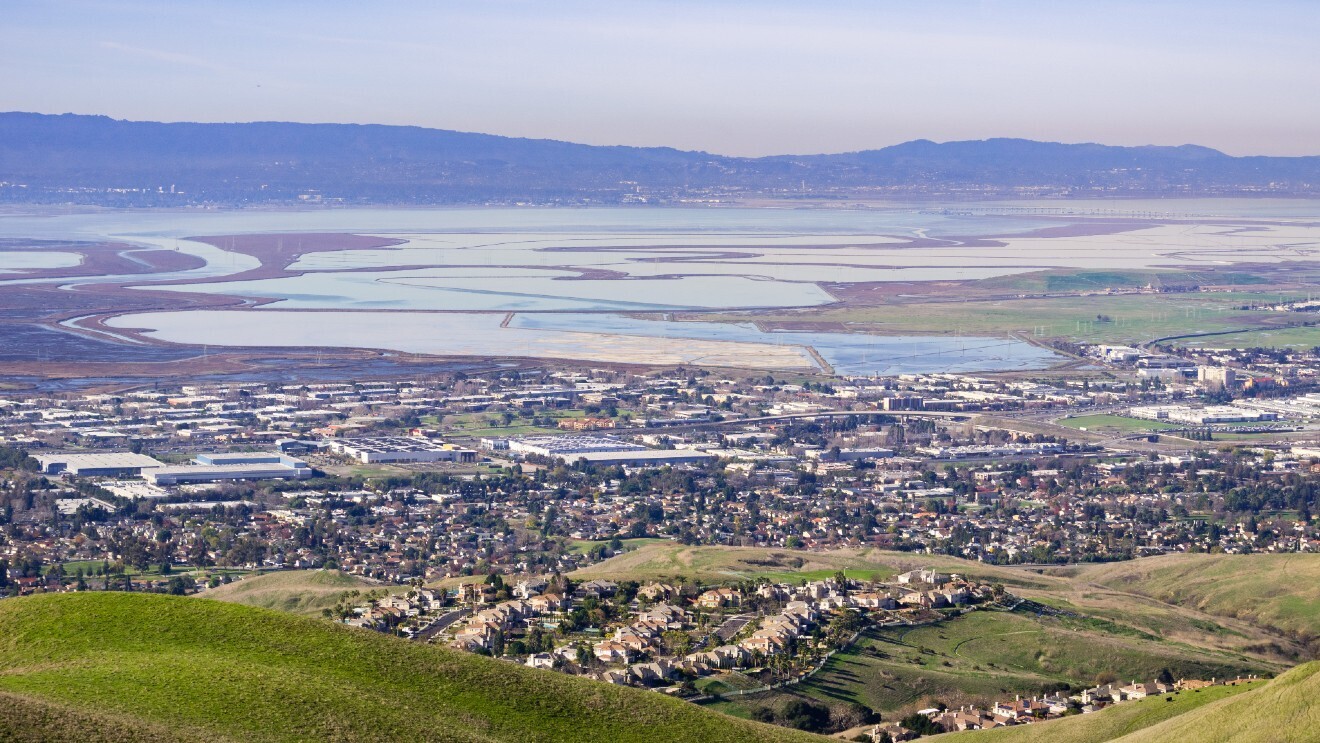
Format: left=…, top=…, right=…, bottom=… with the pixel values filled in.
left=203, top=569, right=395, bottom=617
left=0, top=592, right=825, bottom=743
left=1070, top=554, right=1320, bottom=646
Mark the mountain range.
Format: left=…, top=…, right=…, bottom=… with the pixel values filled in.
left=2, top=112, right=1319, bottom=205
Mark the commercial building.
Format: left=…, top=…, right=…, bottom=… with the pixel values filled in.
left=328, top=437, right=478, bottom=464
left=1198, top=367, right=1238, bottom=389
left=33, top=452, right=165, bottom=477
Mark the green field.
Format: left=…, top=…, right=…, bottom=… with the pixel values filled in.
left=1056, top=414, right=1180, bottom=432
left=1171, top=324, right=1320, bottom=349
left=204, top=569, right=401, bottom=617
left=0, top=593, right=824, bottom=743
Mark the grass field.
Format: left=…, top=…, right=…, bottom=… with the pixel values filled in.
left=937, top=676, right=1268, bottom=743
left=204, top=570, right=402, bottom=617
left=0, top=593, right=826, bottom=743
left=1171, top=324, right=1320, bottom=350
left=705, top=608, right=1270, bottom=723
left=1055, top=414, right=1180, bottom=432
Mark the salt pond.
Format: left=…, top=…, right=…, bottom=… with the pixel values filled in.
left=10, top=201, right=1320, bottom=373
left=0, top=251, right=82, bottom=273
left=107, top=310, right=1060, bottom=375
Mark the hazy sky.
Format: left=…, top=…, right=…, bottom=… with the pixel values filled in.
left=5, top=1, right=1319, bottom=156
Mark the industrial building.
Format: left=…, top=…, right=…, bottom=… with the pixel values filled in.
left=33, top=452, right=165, bottom=477
left=564, top=449, right=715, bottom=466
left=496, top=434, right=711, bottom=467
left=147, top=461, right=313, bottom=486
left=506, top=434, right=646, bottom=459
left=194, top=452, right=309, bottom=467
left=328, top=437, right=478, bottom=464
left=1129, top=405, right=1277, bottom=425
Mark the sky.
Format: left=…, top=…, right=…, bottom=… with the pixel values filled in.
left=4, top=0, right=1320, bottom=157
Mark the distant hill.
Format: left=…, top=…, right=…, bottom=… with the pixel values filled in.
left=3, top=112, right=1319, bottom=205
left=0, top=592, right=824, bottom=743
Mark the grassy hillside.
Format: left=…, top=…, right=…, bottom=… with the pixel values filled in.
left=1069, top=554, right=1320, bottom=646
left=572, top=543, right=1059, bottom=590
left=204, top=569, right=396, bottom=617
left=0, top=593, right=825, bottom=743
left=935, top=676, right=1266, bottom=743
left=578, top=545, right=1307, bottom=661
left=1115, top=661, right=1320, bottom=743
left=0, top=690, right=219, bottom=743
left=704, top=607, right=1271, bottom=725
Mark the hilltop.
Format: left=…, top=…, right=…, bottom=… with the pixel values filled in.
left=0, top=592, right=825, bottom=743
left=4, top=112, right=1320, bottom=205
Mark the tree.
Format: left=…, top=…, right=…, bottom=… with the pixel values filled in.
left=900, top=713, right=942, bottom=736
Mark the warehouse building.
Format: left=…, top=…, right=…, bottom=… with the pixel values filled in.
left=328, top=437, right=478, bottom=464
left=506, top=434, right=646, bottom=459
left=500, top=434, right=711, bottom=467
left=194, top=452, right=309, bottom=467
left=565, top=449, right=715, bottom=467
left=33, top=452, right=165, bottom=477
left=147, top=460, right=313, bottom=486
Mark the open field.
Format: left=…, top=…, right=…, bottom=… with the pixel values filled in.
left=0, top=593, right=825, bottom=743
left=203, top=569, right=400, bottom=617
left=704, top=608, right=1272, bottom=722
left=1170, top=324, right=1320, bottom=349
left=1055, top=414, right=1180, bottom=432
left=936, top=675, right=1270, bottom=743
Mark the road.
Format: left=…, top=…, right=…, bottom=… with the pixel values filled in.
left=416, top=607, right=471, bottom=640
left=713, top=613, right=755, bottom=642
